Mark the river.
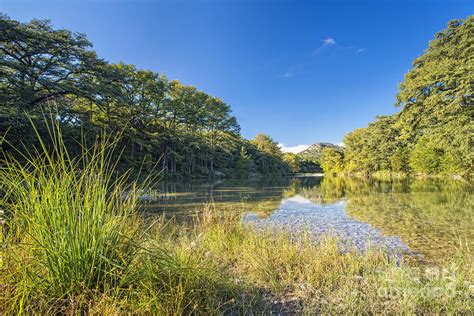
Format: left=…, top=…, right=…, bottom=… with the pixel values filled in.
left=143, top=176, right=473, bottom=263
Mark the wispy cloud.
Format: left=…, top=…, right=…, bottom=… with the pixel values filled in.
left=278, top=143, right=310, bottom=154
left=278, top=64, right=304, bottom=79
left=322, top=38, right=336, bottom=46
left=313, top=37, right=336, bottom=54
left=279, top=38, right=363, bottom=79
left=313, top=37, right=366, bottom=55
left=279, top=71, right=296, bottom=78
left=340, top=46, right=365, bottom=54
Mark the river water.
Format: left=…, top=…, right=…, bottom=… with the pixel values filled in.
left=143, top=176, right=473, bottom=263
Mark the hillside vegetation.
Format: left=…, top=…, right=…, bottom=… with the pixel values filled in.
left=298, top=143, right=343, bottom=163
left=321, top=17, right=473, bottom=178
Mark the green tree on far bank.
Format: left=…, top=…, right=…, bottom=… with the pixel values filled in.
left=339, top=16, right=473, bottom=178
left=320, top=147, right=344, bottom=175
left=0, top=15, right=291, bottom=179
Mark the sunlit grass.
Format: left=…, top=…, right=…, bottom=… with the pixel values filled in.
left=190, top=207, right=472, bottom=313
left=0, top=123, right=141, bottom=312
left=1, top=123, right=472, bottom=314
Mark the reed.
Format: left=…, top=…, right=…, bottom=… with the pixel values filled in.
left=0, top=123, right=142, bottom=312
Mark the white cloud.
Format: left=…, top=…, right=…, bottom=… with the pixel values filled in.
left=322, top=38, right=336, bottom=46
left=355, top=48, right=365, bottom=53
left=313, top=37, right=336, bottom=54
left=278, top=143, right=310, bottom=154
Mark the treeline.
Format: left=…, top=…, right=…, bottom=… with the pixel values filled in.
left=0, top=15, right=290, bottom=178
left=283, top=152, right=321, bottom=174
left=321, top=17, right=473, bottom=178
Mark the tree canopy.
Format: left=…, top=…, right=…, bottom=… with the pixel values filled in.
left=339, top=16, right=473, bottom=177
left=1, top=15, right=471, bottom=178
left=0, top=15, right=289, bottom=179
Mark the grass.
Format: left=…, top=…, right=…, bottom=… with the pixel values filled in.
left=1, top=126, right=473, bottom=314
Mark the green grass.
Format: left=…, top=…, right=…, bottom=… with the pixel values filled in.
left=1, top=125, right=472, bottom=314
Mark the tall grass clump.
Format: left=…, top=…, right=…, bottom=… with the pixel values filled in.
left=0, top=122, right=246, bottom=314
left=0, top=123, right=140, bottom=313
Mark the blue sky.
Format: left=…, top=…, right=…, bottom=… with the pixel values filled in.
left=2, top=0, right=472, bottom=152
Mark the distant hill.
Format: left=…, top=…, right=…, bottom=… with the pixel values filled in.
left=297, top=143, right=343, bottom=162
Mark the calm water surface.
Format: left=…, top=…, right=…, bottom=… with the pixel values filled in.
left=144, top=176, right=473, bottom=263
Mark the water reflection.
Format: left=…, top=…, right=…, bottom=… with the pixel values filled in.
left=243, top=195, right=410, bottom=256
left=145, top=176, right=473, bottom=263
left=342, top=179, right=473, bottom=263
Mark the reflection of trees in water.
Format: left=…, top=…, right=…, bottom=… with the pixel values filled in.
left=296, top=176, right=402, bottom=204
left=297, top=176, right=367, bottom=204
left=238, top=178, right=323, bottom=216
left=337, top=178, right=472, bottom=263
left=295, top=176, right=472, bottom=263
left=151, top=178, right=298, bottom=214
left=149, top=176, right=473, bottom=263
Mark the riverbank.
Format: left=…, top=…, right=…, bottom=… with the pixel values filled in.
left=325, top=170, right=471, bottom=182
left=2, top=205, right=472, bottom=314
left=1, top=139, right=472, bottom=314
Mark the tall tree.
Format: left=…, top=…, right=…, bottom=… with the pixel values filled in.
left=0, top=16, right=104, bottom=110
left=342, top=16, right=473, bottom=177
left=320, top=147, right=344, bottom=175
left=0, top=16, right=291, bottom=179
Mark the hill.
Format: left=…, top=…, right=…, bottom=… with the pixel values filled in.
left=298, top=143, right=343, bottom=162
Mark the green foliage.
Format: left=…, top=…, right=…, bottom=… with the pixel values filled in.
left=409, top=135, right=444, bottom=174
left=283, top=153, right=300, bottom=172
left=0, top=16, right=104, bottom=110
left=0, top=16, right=288, bottom=179
left=251, top=133, right=282, bottom=156
left=341, top=16, right=473, bottom=177
left=298, top=143, right=342, bottom=164
left=234, top=146, right=254, bottom=177
left=0, top=125, right=140, bottom=308
left=250, top=133, right=289, bottom=175
left=282, top=152, right=319, bottom=173
left=390, top=147, right=410, bottom=173
left=320, top=147, right=344, bottom=174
